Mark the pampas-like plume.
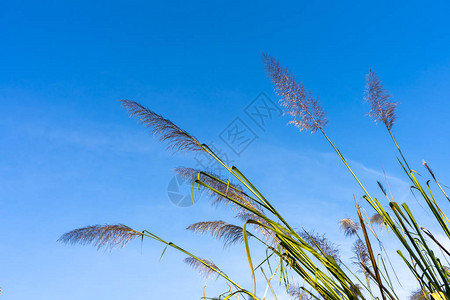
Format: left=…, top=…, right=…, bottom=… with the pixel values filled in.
left=298, top=231, right=340, bottom=263
left=120, top=100, right=204, bottom=153
left=187, top=221, right=248, bottom=247
left=175, top=167, right=277, bottom=244
left=340, top=218, right=361, bottom=237
left=423, top=160, right=450, bottom=202
left=183, top=257, right=219, bottom=278
left=235, top=211, right=280, bottom=246
left=364, top=70, right=398, bottom=130
left=377, top=181, right=387, bottom=196
left=422, top=160, right=436, bottom=181
left=353, top=239, right=372, bottom=274
left=287, top=285, right=316, bottom=300
left=174, top=167, right=263, bottom=214
left=58, top=224, right=143, bottom=251
left=262, top=53, right=328, bottom=133
left=370, top=213, right=385, bottom=228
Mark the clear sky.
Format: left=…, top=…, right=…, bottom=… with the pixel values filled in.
left=1, top=1, right=450, bottom=299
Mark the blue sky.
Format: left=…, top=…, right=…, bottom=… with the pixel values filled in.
left=1, top=1, right=450, bottom=299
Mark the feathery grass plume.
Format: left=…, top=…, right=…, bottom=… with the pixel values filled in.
left=58, top=224, right=143, bottom=251
left=175, top=167, right=280, bottom=246
left=187, top=221, right=249, bottom=248
left=370, top=213, right=384, bottom=228
left=174, top=167, right=264, bottom=213
left=423, top=160, right=450, bottom=202
left=235, top=211, right=279, bottom=246
left=363, top=70, right=398, bottom=130
left=298, top=230, right=341, bottom=263
left=288, top=285, right=316, bottom=300
left=340, top=218, right=361, bottom=237
left=352, top=239, right=372, bottom=274
left=183, top=257, right=219, bottom=279
left=377, top=181, right=387, bottom=196
left=119, top=100, right=203, bottom=153
left=262, top=53, right=328, bottom=133
left=422, top=160, right=436, bottom=181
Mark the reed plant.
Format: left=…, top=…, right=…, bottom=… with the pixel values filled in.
left=59, top=54, right=450, bottom=300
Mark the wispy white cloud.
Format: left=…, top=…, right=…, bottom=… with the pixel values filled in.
left=17, top=122, right=160, bottom=154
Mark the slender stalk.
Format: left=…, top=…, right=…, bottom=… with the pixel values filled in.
left=356, top=205, right=386, bottom=300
